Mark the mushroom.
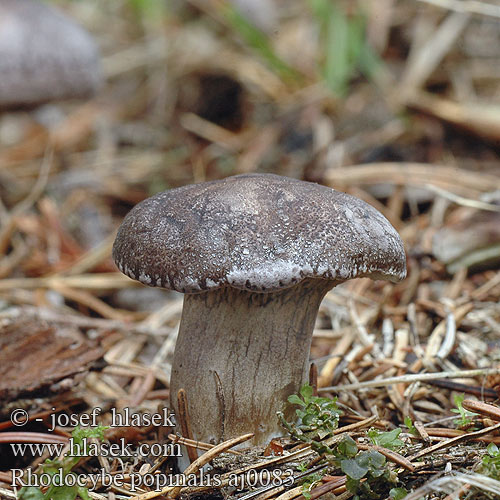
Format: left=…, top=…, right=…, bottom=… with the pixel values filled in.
left=0, top=0, right=101, bottom=108
left=112, top=173, right=406, bottom=448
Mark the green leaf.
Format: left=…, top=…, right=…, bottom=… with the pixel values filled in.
left=317, top=428, right=330, bottom=440
left=301, top=488, right=312, bottom=500
left=47, top=485, right=78, bottom=500
left=307, top=0, right=387, bottom=97
left=297, top=462, right=308, bottom=472
left=337, top=435, right=358, bottom=458
left=72, top=424, right=108, bottom=446
left=404, top=416, right=418, bottom=436
left=282, top=384, right=341, bottom=442
left=390, top=487, right=408, bottom=499
left=345, top=476, right=360, bottom=494
left=77, top=486, right=92, bottom=500
left=300, top=384, right=314, bottom=401
left=40, top=460, right=64, bottom=476
left=368, top=428, right=404, bottom=450
left=220, top=3, right=299, bottom=82
left=487, top=443, right=499, bottom=457
left=362, top=450, right=386, bottom=469
left=452, top=393, right=477, bottom=428
left=309, top=0, right=329, bottom=19
left=300, top=471, right=324, bottom=500
left=341, top=458, right=368, bottom=480
left=18, top=487, right=45, bottom=500
left=323, top=3, right=349, bottom=96
left=288, top=394, right=306, bottom=406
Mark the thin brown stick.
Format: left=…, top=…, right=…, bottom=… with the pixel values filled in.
left=326, top=162, right=500, bottom=194
left=319, top=367, right=500, bottom=392
left=52, top=284, right=133, bottom=321
left=309, top=363, right=318, bottom=397
left=425, top=427, right=500, bottom=444
left=167, top=433, right=241, bottom=455
left=462, top=400, right=500, bottom=421
left=0, top=432, right=69, bottom=444
left=407, top=421, right=500, bottom=462
left=273, top=485, right=303, bottom=500
left=309, top=477, right=347, bottom=500
left=129, top=370, right=157, bottom=407
left=0, top=273, right=135, bottom=290
left=176, top=389, right=199, bottom=464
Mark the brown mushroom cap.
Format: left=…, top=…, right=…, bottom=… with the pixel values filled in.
left=0, top=0, right=101, bottom=108
left=113, top=174, right=406, bottom=293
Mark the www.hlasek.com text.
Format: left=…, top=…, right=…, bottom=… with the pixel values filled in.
left=11, top=438, right=181, bottom=460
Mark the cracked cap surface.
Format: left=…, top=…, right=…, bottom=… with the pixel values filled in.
left=113, top=174, right=406, bottom=293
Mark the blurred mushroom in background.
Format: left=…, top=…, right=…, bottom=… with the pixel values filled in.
left=0, top=0, right=102, bottom=110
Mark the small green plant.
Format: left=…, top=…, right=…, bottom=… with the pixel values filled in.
left=451, top=394, right=478, bottom=429
left=368, top=428, right=405, bottom=451
left=341, top=446, right=399, bottom=499
left=297, top=462, right=309, bottom=473
left=404, top=416, right=418, bottom=437
left=479, top=443, right=500, bottom=480
left=308, top=0, right=380, bottom=96
left=389, top=487, right=408, bottom=499
left=127, top=0, right=167, bottom=20
left=18, top=425, right=108, bottom=500
left=281, top=387, right=403, bottom=499
left=219, top=3, right=299, bottom=82
left=299, top=471, right=325, bottom=500
left=286, top=384, right=342, bottom=440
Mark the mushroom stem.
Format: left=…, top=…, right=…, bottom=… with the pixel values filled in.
left=170, top=278, right=335, bottom=446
